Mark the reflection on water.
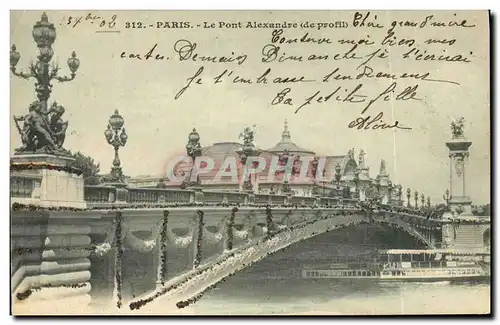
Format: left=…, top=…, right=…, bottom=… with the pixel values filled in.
left=183, top=226, right=491, bottom=315
left=190, top=279, right=490, bottom=315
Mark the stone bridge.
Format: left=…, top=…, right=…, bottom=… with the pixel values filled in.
left=10, top=186, right=490, bottom=314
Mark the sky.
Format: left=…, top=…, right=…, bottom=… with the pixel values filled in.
left=10, top=10, right=490, bottom=204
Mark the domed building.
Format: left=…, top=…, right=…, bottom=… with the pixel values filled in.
left=265, top=120, right=315, bottom=156
left=127, top=121, right=384, bottom=198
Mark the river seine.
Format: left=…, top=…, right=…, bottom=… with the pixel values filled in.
left=181, top=226, right=491, bottom=315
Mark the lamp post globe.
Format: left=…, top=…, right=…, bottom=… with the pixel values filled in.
left=10, top=45, right=20, bottom=68
left=10, top=12, right=81, bottom=155
left=109, top=109, right=124, bottom=130
left=188, top=128, right=200, bottom=143
left=32, top=12, right=57, bottom=49
left=104, top=125, right=113, bottom=141
left=120, top=129, right=128, bottom=145
left=67, top=51, right=80, bottom=73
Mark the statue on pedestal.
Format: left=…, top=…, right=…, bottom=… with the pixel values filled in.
left=13, top=100, right=69, bottom=155
left=358, top=149, right=366, bottom=169
left=348, top=148, right=355, bottom=160
left=451, top=117, right=465, bottom=139
left=238, top=125, right=256, bottom=147
left=379, top=159, right=387, bottom=176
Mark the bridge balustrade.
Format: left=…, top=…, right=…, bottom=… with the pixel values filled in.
left=84, top=186, right=205, bottom=208
left=203, top=190, right=246, bottom=204
left=287, top=196, right=316, bottom=206
left=253, top=193, right=289, bottom=205
left=127, top=188, right=193, bottom=204
left=343, top=199, right=359, bottom=208
left=84, top=185, right=116, bottom=203
left=319, top=197, right=338, bottom=206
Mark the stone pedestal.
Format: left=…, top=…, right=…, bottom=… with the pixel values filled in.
left=11, top=154, right=86, bottom=209
left=449, top=196, right=473, bottom=216
left=446, top=137, right=473, bottom=217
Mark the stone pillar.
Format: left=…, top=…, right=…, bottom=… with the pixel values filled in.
left=11, top=210, right=93, bottom=313
left=446, top=124, right=473, bottom=216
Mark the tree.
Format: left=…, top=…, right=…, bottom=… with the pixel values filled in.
left=71, top=151, right=101, bottom=185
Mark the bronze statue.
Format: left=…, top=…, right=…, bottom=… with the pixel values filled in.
left=451, top=117, right=465, bottom=139
left=358, top=149, right=366, bottom=168
left=13, top=100, right=70, bottom=155
left=379, top=159, right=387, bottom=175
left=348, top=148, right=355, bottom=160
left=48, top=102, right=68, bottom=148
left=238, top=125, right=256, bottom=146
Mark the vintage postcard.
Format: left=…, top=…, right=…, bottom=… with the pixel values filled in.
left=10, top=10, right=491, bottom=316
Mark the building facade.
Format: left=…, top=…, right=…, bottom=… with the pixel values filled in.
left=127, top=121, right=396, bottom=203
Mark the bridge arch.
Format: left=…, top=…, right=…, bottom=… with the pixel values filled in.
left=134, top=209, right=436, bottom=310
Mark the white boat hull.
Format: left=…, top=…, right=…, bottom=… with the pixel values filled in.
left=302, top=267, right=490, bottom=283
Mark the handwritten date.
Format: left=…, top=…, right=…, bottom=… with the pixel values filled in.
left=62, top=13, right=117, bottom=29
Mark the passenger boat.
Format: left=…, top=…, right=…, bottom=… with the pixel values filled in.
left=302, top=249, right=490, bottom=283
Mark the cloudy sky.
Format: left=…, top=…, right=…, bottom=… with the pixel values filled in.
left=10, top=10, right=490, bottom=204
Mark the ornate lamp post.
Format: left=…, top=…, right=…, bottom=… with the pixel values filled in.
left=427, top=196, right=431, bottom=209
left=334, top=162, right=342, bottom=197
left=375, top=178, right=381, bottom=203
left=353, top=168, right=360, bottom=200
left=278, top=149, right=291, bottom=195
left=387, top=180, right=393, bottom=205
left=443, top=189, right=450, bottom=208
left=311, top=157, right=320, bottom=196
left=11, top=12, right=80, bottom=155
left=104, top=110, right=128, bottom=182
left=334, top=162, right=342, bottom=185
left=183, top=128, right=202, bottom=188
left=236, top=126, right=260, bottom=193
left=278, top=149, right=290, bottom=176
left=397, top=185, right=403, bottom=205
left=11, top=13, right=80, bottom=112
left=414, top=190, right=419, bottom=209
left=421, top=193, right=425, bottom=210
left=407, top=188, right=412, bottom=208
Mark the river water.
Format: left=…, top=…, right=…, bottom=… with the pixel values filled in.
left=177, top=226, right=491, bottom=315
